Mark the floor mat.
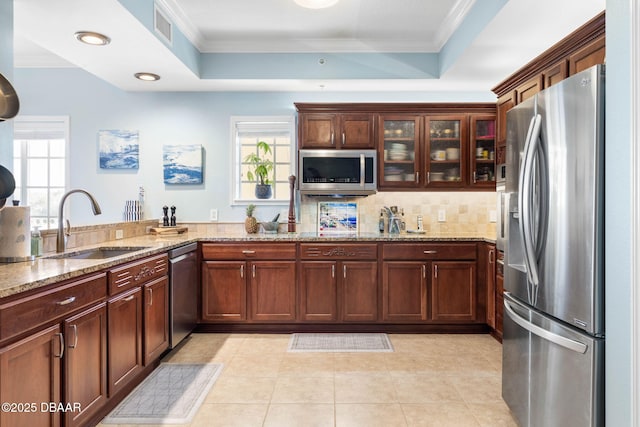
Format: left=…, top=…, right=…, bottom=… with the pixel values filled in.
left=101, top=363, right=223, bottom=425
left=288, top=333, right=394, bottom=352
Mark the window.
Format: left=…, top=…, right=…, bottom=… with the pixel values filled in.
left=13, top=116, right=69, bottom=229
left=232, top=116, right=295, bottom=204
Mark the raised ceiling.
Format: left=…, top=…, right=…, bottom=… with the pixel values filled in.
left=13, top=0, right=605, bottom=92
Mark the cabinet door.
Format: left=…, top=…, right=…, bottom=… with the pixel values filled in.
left=431, top=261, right=477, bottom=322
left=64, top=303, right=107, bottom=427
left=515, top=76, right=542, bottom=104
left=382, top=261, right=427, bottom=321
left=483, top=245, right=496, bottom=329
left=250, top=261, right=296, bottom=321
left=107, top=287, right=143, bottom=397
left=0, top=324, right=62, bottom=427
left=379, top=115, right=422, bottom=188
left=299, top=261, right=337, bottom=321
left=469, top=115, right=496, bottom=188
left=201, top=261, right=247, bottom=321
left=341, top=261, right=378, bottom=322
left=340, top=114, right=374, bottom=148
left=299, top=113, right=337, bottom=148
left=542, top=60, right=569, bottom=88
left=569, top=35, right=605, bottom=75
left=496, top=91, right=515, bottom=151
left=143, top=276, right=169, bottom=365
left=425, top=115, right=466, bottom=187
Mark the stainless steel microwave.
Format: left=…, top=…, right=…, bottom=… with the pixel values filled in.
left=298, top=149, right=377, bottom=196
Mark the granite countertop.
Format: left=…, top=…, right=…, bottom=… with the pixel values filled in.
left=0, top=230, right=496, bottom=299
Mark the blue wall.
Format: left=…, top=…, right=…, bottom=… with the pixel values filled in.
left=12, top=67, right=494, bottom=224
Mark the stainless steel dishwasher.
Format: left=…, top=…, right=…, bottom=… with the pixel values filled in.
left=168, top=242, right=198, bottom=348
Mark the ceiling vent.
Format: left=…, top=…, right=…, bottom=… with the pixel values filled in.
left=154, top=5, right=173, bottom=46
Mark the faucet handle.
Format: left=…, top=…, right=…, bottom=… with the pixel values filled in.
left=65, top=219, right=71, bottom=237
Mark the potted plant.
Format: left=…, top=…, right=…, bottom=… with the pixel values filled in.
left=244, top=140, right=274, bottom=199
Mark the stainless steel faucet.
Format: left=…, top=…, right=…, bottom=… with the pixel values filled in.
left=57, top=189, right=102, bottom=252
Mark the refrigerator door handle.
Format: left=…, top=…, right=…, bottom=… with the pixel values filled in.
left=504, top=297, right=587, bottom=354
left=518, top=114, right=542, bottom=292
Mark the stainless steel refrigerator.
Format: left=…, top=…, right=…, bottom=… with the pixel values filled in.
left=502, top=64, right=605, bottom=427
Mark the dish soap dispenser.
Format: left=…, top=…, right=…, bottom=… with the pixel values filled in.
left=31, top=226, right=43, bottom=257
left=378, top=209, right=385, bottom=233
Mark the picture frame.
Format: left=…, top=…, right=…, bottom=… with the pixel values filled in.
left=317, top=201, right=358, bottom=234
left=98, top=130, right=139, bottom=169
left=163, top=144, right=203, bottom=184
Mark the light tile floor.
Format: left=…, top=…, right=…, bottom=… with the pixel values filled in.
left=98, top=333, right=518, bottom=427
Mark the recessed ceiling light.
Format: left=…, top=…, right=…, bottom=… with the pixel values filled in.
left=134, top=72, right=161, bottom=82
left=294, top=0, right=339, bottom=9
left=74, top=31, right=110, bottom=46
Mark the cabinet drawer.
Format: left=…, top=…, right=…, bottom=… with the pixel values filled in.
left=382, top=243, right=476, bottom=260
left=300, top=243, right=377, bottom=260
left=201, top=243, right=296, bottom=260
left=108, top=253, right=168, bottom=295
left=0, top=273, right=107, bottom=342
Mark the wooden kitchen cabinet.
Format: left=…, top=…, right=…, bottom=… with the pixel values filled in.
left=64, top=303, right=107, bottom=427
left=107, top=287, right=143, bottom=397
left=250, top=261, right=297, bottom=321
left=469, top=115, right=497, bottom=188
left=379, top=114, right=422, bottom=187
left=143, top=276, right=169, bottom=365
left=515, top=76, right=542, bottom=104
left=202, top=261, right=247, bottom=321
left=425, top=115, right=467, bottom=188
left=299, top=112, right=374, bottom=149
left=382, top=261, right=427, bottom=321
left=481, top=243, right=497, bottom=329
left=430, top=261, right=477, bottom=322
left=0, top=324, right=62, bottom=427
left=299, top=243, right=378, bottom=322
left=542, top=60, right=569, bottom=88
left=201, top=243, right=297, bottom=323
left=569, top=35, right=605, bottom=75
left=496, top=91, right=515, bottom=152
left=494, top=251, right=505, bottom=341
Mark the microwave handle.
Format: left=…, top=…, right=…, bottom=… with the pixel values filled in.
left=360, top=154, right=365, bottom=188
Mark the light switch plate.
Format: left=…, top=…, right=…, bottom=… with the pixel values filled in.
left=438, top=209, right=446, bottom=222
left=115, top=229, right=124, bottom=239
left=210, top=209, right=218, bottom=221
left=489, top=210, right=497, bottom=222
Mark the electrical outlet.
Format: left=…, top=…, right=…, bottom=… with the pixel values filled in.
left=438, top=209, right=446, bottom=222
left=489, top=210, right=497, bottom=222
left=210, top=209, right=218, bottom=221
left=115, top=229, right=124, bottom=239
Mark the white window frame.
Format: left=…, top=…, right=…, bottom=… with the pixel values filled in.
left=230, top=115, right=296, bottom=206
left=13, top=116, right=70, bottom=229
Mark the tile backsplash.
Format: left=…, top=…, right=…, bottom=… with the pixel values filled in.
left=297, top=191, right=497, bottom=235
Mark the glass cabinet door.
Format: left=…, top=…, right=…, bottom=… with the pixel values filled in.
left=379, top=116, right=421, bottom=187
left=425, top=116, right=465, bottom=186
left=470, top=116, right=496, bottom=187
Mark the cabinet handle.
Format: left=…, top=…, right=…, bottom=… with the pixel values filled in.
left=148, top=288, right=153, bottom=306
left=427, top=172, right=430, bottom=184
left=342, top=132, right=345, bottom=145
left=331, top=132, right=335, bottom=146
left=434, top=265, right=438, bottom=278
left=489, top=249, right=495, bottom=264
left=240, top=264, right=244, bottom=278
left=123, top=295, right=135, bottom=302
left=473, top=171, right=477, bottom=183
left=415, top=172, right=419, bottom=183
left=331, top=264, right=335, bottom=278
left=422, top=264, right=426, bottom=279
left=57, top=296, right=76, bottom=306
left=70, top=324, right=78, bottom=349
left=423, top=250, right=437, bottom=254
left=55, top=333, right=65, bottom=359
left=242, top=250, right=256, bottom=254
left=343, top=264, right=347, bottom=279
left=496, top=259, right=505, bottom=266
left=252, top=264, right=256, bottom=278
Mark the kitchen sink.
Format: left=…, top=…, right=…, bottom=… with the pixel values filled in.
left=46, top=246, right=150, bottom=260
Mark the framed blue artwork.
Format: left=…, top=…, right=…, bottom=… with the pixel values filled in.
left=98, top=130, right=139, bottom=169
left=163, top=144, right=203, bottom=184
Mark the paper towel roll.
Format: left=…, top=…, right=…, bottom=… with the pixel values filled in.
left=0, top=206, right=31, bottom=259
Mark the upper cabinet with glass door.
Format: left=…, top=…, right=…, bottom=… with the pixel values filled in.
left=425, top=116, right=466, bottom=188
left=469, top=115, right=496, bottom=188
left=378, top=115, right=421, bottom=188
